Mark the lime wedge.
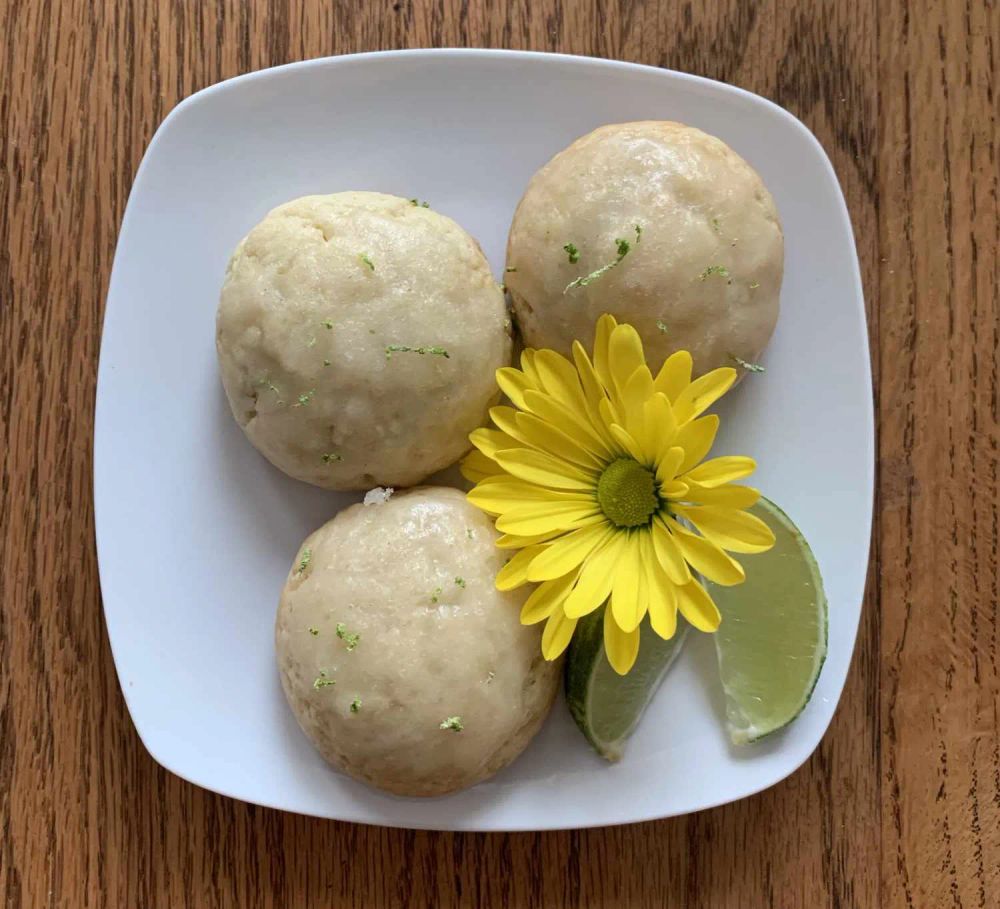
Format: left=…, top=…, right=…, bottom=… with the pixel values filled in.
left=565, top=610, right=688, bottom=762
left=706, top=497, right=828, bottom=745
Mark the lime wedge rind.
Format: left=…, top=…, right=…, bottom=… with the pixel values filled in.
left=566, top=608, right=688, bottom=762
left=708, top=496, right=828, bottom=745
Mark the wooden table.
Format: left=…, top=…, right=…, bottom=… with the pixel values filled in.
left=2, top=1, right=997, bottom=905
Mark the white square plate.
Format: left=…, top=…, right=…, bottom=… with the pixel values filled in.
left=95, top=49, right=873, bottom=831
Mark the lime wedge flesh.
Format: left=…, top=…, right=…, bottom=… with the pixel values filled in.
left=706, top=497, right=828, bottom=745
left=565, top=609, right=688, bottom=762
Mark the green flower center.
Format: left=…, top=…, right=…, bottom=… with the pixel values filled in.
left=596, top=458, right=659, bottom=528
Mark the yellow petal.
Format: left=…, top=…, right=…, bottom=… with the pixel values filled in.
left=495, top=503, right=603, bottom=536
left=519, top=349, right=543, bottom=389
left=608, top=423, right=645, bottom=463
left=682, top=482, right=761, bottom=509
left=495, top=544, right=548, bottom=591
left=526, top=523, right=614, bottom=581
left=598, top=395, right=624, bottom=435
left=683, top=455, right=756, bottom=488
left=563, top=533, right=625, bottom=618
left=635, top=546, right=651, bottom=633
left=655, top=446, right=685, bottom=486
left=653, top=350, right=693, bottom=401
left=622, top=365, right=654, bottom=414
left=610, top=535, right=644, bottom=632
left=496, top=366, right=533, bottom=409
left=608, top=323, right=646, bottom=399
left=541, top=609, right=577, bottom=660
left=521, top=571, right=577, bottom=624
left=673, top=367, right=737, bottom=424
left=515, top=411, right=604, bottom=469
left=488, top=405, right=531, bottom=446
left=460, top=450, right=503, bottom=484
left=491, top=502, right=601, bottom=536
left=571, top=340, right=603, bottom=400
left=494, top=448, right=598, bottom=490
left=523, top=389, right=616, bottom=460
left=673, top=505, right=776, bottom=554
left=533, top=349, right=589, bottom=414
left=621, top=365, right=655, bottom=459
left=496, top=530, right=565, bottom=549
left=645, top=558, right=679, bottom=640
left=675, top=579, right=721, bottom=632
left=659, top=480, right=689, bottom=499
left=664, top=518, right=746, bottom=586
left=468, top=478, right=592, bottom=514
left=469, top=427, right=521, bottom=460
left=651, top=514, right=692, bottom=585
left=674, top=414, right=720, bottom=474
left=592, top=313, right=618, bottom=392
left=643, top=392, right=678, bottom=460
left=572, top=340, right=617, bottom=437
left=471, top=473, right=589, bottom=496
left=604, top=604, right=640, bottom=675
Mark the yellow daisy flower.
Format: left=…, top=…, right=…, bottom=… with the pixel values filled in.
left=462, top=314, right=776, bottom=675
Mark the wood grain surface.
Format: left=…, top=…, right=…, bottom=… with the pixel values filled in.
left=1, top=1, right=997, bottom=906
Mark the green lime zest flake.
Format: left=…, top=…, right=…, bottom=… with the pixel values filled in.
left=563, top=242, right=580, bottom=264
left=350, top=697, right=362, bottom=713
left=711, top=216, right=722, bottom=233
left=439, top=716, right=464, bottom=732
left=323, top=358, right=331, bottom=367
left=564, top=225, right=642, bottom=293
left=505, top=265, right=517, bottom=273
left=296, top=548, right=312, bottom=574
left=336, top=622, right=360, bottom=651
left=313, top=671, right=335, bottom=690
left=409, top=198, right=430, bottom=207
left=699, top=264, right=730, bottom=280
left=430, top=586, right=443, bottom=604
left=385, top=345, right=450, bottom=360
left=322, top=452, right=343, bottom=463
left=321, top=319, right=334, bottom=329
left=454, top=576, right=466, bottom=588
left=308, top=626, right=319, bottom=636
left=257, top=377, right=281, bottom=397
left=466, top=528, right=475, bottom=540
left=293, top=390, right=315, bottom=407
left=307, top=336, right=317, bottom=348
left=729, top=353, right=766, bottom=373
left=359, top=253, right=375, bottom=271
left=749, top=281, right=760, bottom=289
left=656, top=320, right=669, bottom=334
